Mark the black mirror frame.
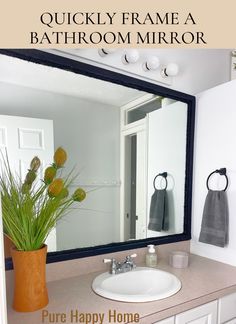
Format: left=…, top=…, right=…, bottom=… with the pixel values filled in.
left=0, top=49, right=195, bottom=270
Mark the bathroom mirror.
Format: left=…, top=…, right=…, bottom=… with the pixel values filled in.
left=0, top=49, right=195, bottom=269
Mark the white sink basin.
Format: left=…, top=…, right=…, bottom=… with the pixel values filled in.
left=92, top=267, right=181, bottom=302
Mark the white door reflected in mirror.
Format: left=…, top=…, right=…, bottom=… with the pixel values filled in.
left=0, top=114, right=56, bottom=253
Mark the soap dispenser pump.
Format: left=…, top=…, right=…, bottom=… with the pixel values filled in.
left=146, top=245, right=157, bottom=267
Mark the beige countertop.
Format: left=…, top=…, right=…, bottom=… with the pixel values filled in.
left=7, top=254, right=236, bottom=324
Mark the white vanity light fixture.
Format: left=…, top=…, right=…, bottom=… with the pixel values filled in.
left=122, top=49, right=140, bottom=65
left=98, top=48, right=117, bottom=57
left=142, top=56, right=160, bottom=71
left=161, top=63, right=179, bottom=78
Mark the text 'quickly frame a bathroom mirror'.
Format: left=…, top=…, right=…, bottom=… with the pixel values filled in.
left=0, top=49, right=195, bottom=270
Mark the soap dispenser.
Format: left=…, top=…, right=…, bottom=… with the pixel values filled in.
left=146, top=245, right=157, bottom=267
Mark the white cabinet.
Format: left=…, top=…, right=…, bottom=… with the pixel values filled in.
left=218, top=292, right=236, bottom=323
left=153, top=292, right=236, bottom=324
left=152, top=301, right=217, bottom=324
left=153, top=317, right=175, bottom=324
left=175, top=301, right=217, bottom=324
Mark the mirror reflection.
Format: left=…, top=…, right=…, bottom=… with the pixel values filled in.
left=0, top=54, right=187, bottom=255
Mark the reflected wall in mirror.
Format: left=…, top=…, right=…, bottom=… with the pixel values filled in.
left=120, top=96, right=187, bottom=242
left=0, top=50, right=195, bottom=266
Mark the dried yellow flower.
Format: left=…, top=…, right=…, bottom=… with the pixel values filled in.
left=48, top=178, right=64, bottom=198
left=72, top=188, right=86, bottom=202
left=30, top=156, right=41, bottom=172
left=25, top=170, right=37, bottom=185
left=21, top=183, right=31, bottom=194
left=44, top=166, right=57, bottom=185
left=54, top=147, right=67, bottom=168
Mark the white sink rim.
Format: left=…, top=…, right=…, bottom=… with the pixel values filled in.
left=92, top=266, right=181, bottom=303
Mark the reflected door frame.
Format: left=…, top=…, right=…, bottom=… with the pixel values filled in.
left=120, top=95, right=153, bottom=241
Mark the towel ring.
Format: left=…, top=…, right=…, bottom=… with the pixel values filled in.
left=206, top=168, right=228, bottom=191
left=153, top=172, right=168, bottom=190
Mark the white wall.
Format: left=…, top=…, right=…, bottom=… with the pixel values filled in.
left=62, top=49, right=232, bottom=95
left=0, top=81, right=121, bottom=250
left=147, top=102, right=187, bottom=237
left=191, top=80, right=236, bottom=265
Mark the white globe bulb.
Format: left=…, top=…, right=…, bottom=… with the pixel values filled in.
left=122, top=49, right=140, bottom=64
left=165, top=63, right=179, bottom=76
left=146, top=56, right=160, bottom=70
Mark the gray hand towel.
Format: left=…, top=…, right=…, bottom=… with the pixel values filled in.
left=148, top=189, right=169, bottom=231
left=199, top=190, right=229, bottom=247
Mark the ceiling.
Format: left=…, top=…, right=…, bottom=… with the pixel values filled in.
left=0, top=54, right=147, bottom=107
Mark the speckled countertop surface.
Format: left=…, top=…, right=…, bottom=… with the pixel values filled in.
left=7, top=254, right=236, bottom=324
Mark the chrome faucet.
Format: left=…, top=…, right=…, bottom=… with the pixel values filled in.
left=103, top=253, right=137, bottom=275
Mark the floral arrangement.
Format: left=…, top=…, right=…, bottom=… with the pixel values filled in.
left=0, top=147, right=86, bottom=251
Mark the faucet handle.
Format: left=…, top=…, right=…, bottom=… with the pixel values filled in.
left=103, top=258, right=117, bottom=266
left=125, top=253, right=137, bottom=270
left=103, top=258, right=113, bottom=263
left=103, top=258, right=118, bottom=274
left=126, top=253, right=137, bottom=260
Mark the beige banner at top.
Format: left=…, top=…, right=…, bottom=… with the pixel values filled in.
left=0, top=0, right=235, bottom=48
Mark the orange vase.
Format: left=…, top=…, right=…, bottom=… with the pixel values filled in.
left=11, top=245, right=49, bottom=312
